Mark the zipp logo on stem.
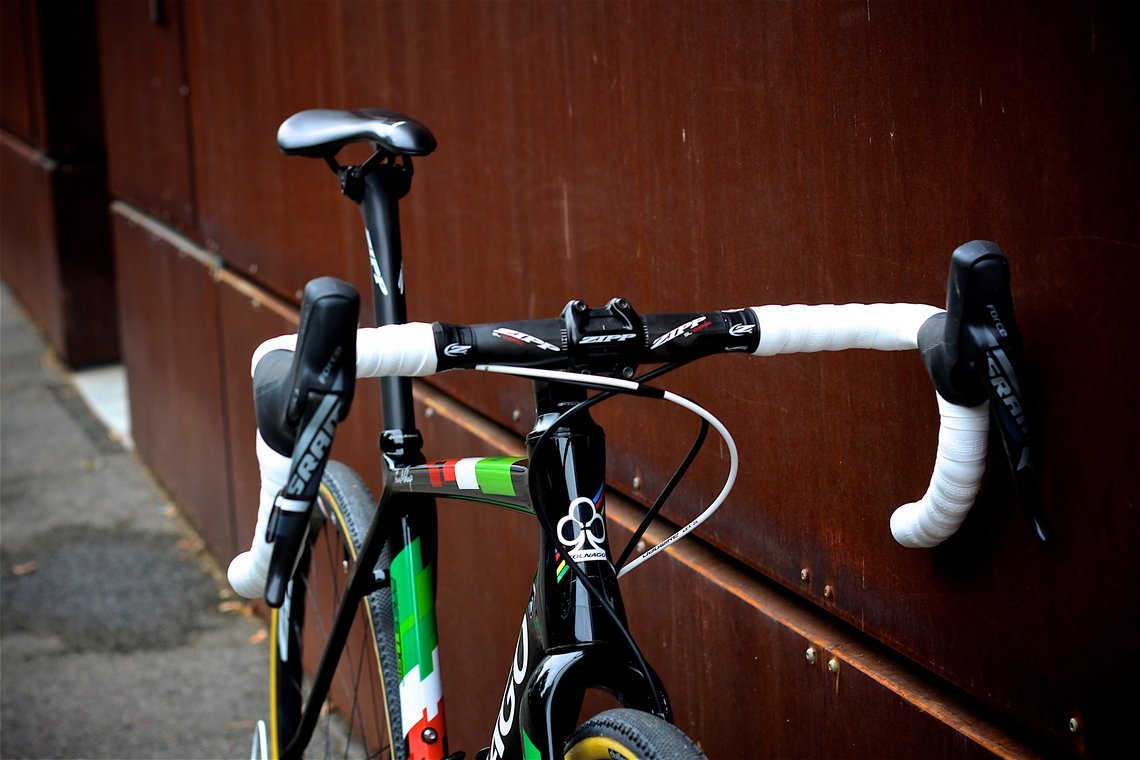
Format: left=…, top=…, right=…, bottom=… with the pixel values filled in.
left=580, top=333, right=637, bottom=344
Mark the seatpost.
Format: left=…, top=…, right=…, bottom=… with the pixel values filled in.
left=355, top=161, right=421, bottom=458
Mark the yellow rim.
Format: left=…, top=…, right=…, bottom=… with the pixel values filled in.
left=564, top=735, right=638, bottom=760
left=267, top=482, right=397, bottom=759
left=269, top=607, right=280, bottom=759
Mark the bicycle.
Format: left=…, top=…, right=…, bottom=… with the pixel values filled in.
left=227, top=108, right=1042, bottom=760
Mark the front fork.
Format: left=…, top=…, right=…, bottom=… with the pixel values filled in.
left=486, top=382, right=670, bottom=760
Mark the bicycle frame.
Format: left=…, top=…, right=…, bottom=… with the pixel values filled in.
left=282, top=161, right=668, bottom=760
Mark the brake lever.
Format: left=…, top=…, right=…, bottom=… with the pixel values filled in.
left=918, top=240, right=1049, bottom=542
left=263, top=277, right=361, bottom=607
left=264, top=386, right=347, bottom=607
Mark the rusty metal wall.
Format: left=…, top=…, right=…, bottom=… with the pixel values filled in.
left=95, top=0, right=198, bottom=232
left=90, top=0, right=1139, bottom=756
left=0, top=0, right=42, bottom=146
left=110, top=212, right=233, bottom=558
left=0, top=0, right=118, bottom=366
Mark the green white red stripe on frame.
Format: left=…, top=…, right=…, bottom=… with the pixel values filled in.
left=390, top=536, right=446, bottom=760
left=425, top=456, right=524, bottom=496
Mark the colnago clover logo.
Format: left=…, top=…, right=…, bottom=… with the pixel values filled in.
left=557, top=492, right=607, bottom=563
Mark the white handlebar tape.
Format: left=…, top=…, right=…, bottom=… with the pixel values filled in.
left=890, top=394, right=989, bottom=548
left=227, top=432, right=293, bottom=598
left=749, top=303, right=942, bottom=354
left=229, top=323, right=439, bottom=598
left=749, top=303, right=989, bottom=548
left=249, top=322, right=438, bottom=379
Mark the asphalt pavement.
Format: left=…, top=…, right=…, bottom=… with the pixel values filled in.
left=1, top=284, right=268, bottom=759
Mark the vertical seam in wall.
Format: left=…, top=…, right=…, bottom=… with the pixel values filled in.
left=173, top=0, right=201, bottom=231
left=212, top=266, right=240, bottom=559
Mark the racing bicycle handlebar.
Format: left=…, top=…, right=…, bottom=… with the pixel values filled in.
left=229, top=241, right=1043, bottom=601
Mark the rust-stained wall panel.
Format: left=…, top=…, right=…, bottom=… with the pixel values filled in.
left=180, top=0, right=367, bottom=301
left=1, top=1, right=118, bottom=367
left=0, top=0, right=42, bottom=145
left=111, top=209, right=231, bottom=558
left=96, top=0, right=197, bottom=232
left=313, top=3, right=1132, bottom=751
left=0, top=137, right=60, bottom=347
left=0, top=0, right=105, bottom=160
left=1, top=136, right=118, bottom=366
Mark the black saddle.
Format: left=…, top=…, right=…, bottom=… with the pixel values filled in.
left=277, top=108, right=436, bottom=158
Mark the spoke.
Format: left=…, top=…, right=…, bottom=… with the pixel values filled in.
left=347, top=624, right=373, bottom=759
left=304, top=514, right=385, bottom=758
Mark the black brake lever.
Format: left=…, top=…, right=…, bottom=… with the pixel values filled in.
left=263, top=277, right=361, bottom=607
left=918, top=240, right=1049, bottom=542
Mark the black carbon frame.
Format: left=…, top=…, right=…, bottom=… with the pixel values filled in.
left=287, top=154, right=670, bottom=760
left=385, top=381, right=671, bottom=760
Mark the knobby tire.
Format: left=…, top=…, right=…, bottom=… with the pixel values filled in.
left=563, top=708, right=707, bottom=760
left=269, top=461, right=405, bottom=759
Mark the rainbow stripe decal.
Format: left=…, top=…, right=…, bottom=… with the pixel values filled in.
left=390, top=537, right=446, bottom=760
left=425, top=457, right=525, bottom=496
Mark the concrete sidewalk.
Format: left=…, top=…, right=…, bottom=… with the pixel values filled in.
left=0, top=285, right=268, bottom=759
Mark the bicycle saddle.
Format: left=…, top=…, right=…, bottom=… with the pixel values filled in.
left=277, top=108, right=436, bottom=158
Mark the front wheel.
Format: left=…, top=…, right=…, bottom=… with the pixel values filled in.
left=563, top=709, right=707, bottom=760
left=267, top=461, right=405, bottom=759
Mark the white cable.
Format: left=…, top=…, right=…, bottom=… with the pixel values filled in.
left=618, top=390, right=737, bottom=577
left=476, top=364, right=738, bottom=577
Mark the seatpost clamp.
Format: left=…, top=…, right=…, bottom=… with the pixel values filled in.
left=379, top=428, right=424, bottom=459
left=338, top=166, right=366, bottom=202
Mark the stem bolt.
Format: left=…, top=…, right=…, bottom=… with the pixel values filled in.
left=823, top=585, right=834, bottom=601
left=800, top=568, right=810, bottom=582
left=632, top=476, right=642, bottom=490
left=422, top=728, right=438, bottom=744
left=827, top=657, right=840, bottom=673
left=805, top=647, right=817, bottom=665
left=1069, top=718, right=1080, bottom=735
